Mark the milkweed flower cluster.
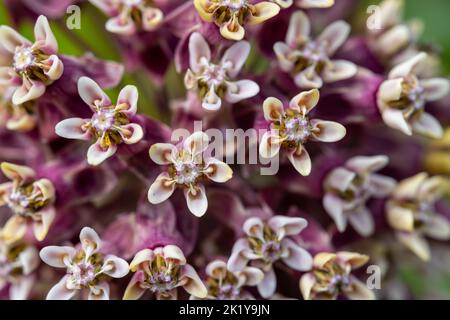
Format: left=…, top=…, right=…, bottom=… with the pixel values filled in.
left=0, top=0, right=449, bottom=300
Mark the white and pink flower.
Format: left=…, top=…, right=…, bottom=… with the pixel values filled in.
left=39, top=227, right=129, bottom=300
left=184, top=32, right=260, bottom=111
left=259, top=89, right=346, bottom=176
left=89, top=0, right=164, bottom=35
left=274, top=11, right=357, bottom=88
left=0, top=15, right=63, bottom=105
left=300, top=251, right=375, bottom=300
left=0, top=162, right=56, bottom=242
left=148, top=131, right=233, bottom=217
left=323, top=155, right=397, bottom=237
left=123, top=245, right=207, bottom=300
left=377, top=52, right=449, bottom=139
left=55, top=77, right=144, bottom=166
left=228, top=216, right=313, bottom=298
left=271, top=0, right=334, bottom=9
left=386, top=173, right=450, bottom=261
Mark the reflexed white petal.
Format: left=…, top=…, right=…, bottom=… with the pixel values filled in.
left=289, top=89, right=320, bottom=114
left=184, top=184, right=208, bottom=217
left=299, top=272, right=316, bottom=300
left=42, top=55, right=63, bottom=80
left=294, top=66, right=323, bottom=89
left=346, top=155, right=389, bottom=175
left=163, top=245, right=187, bottom=264
left=87, top=140, right=118, bottom=166
left=322, top=60, right=357, bottom=83
left=296, top=0, right=334, bottom=9
left=123, top=271, right=147, bottom=300
left=206, top=260, right=228, bottom=279
left=147, top=172, right=176, bottom=204
left=243, top=217, right=265, bottom=239
left=346, top=277, right=375, bottom=300
left=281, top=238, right=313, bottom=271
left=189, top=32, right=211, bottom=73
left=348, top=206, right=375, bottom=237
left=227, top=239, right=251, bottom=272
left=39, top=246, right=76, bottom=268
left=268, top=216, right=307, bottom=238
left=323, top=193, right=347, bottom=232
left=102, top=255, right=130, bottom=278
left=257, top=268, right=276, bottom=299
left=55, top=118, right=91, bottom=140
left=367, top=174, right=397, bottom=197
left=105, top=16, right=136, bottom=35
left=381, top=109, right=412, bottom=136
left=420, top=78, right=450, bottom=102
left=183, top=131, right=210, bottom=157
left=377, top=78, right=403, bottom=102
left=317, top=20, right=350, bottom=55
left=259, top=131, right=283, bottom=159
left=310, top=119, right=346, bottom=142
left=119, top=123, right=144, bottom=144
left=46, top=276, right=76, bottom=300
left=263, top=97, right=284, bottom=122
left=220, top=19, right=245, bottom=41
left=0, top=162, right=35, bottom=181
left=12, top=80, right=46, bottom=105
left=142, top=7, right=164, bottom=31
left=204, top=158, right=233, bottom=183
left=77, top=77, right=111, bottom=109
left=149, top=143, right=176, bottom=165
left=240, top=267, right=264, bottom=286
left=33, top=208, right=55, bottom=241
left=397, top=232, right=430, bottom=261
left=273, top=42, right=294, bottom=72
left=423, top=214, right=450, bottom=241
left=225, top=80, right=260, bottom=103
left=287, top=146, right=312, bottom=176
left=117, top=85, right=138, bottom=116
left=0, top=26, right=30, bottom=53
left=10, top=276, right=34, bottom=300
left=221, top=41, right=251, bottom=77
left=34, top=15, right=58, bottom=53
left=80, top=227, right=102, bottom=256
left=285, top=10, right=310, bottom=47
left=19, top=247, right=39, bottom=275
left=180, top=264, right=207, bottom=298
left=202, top=85, right=222, bottom=111
left=88, top=282, right=110, bottom=300
left=386, top=205, right=415, bottom=232
left=412, top=112, right=443, bottom=139
left=389, top=52, right=427, bottom=79
left=248, top=2, right=280, bottom=25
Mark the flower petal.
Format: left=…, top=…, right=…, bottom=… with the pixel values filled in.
left=386, top=204, right=415, bottom=232
left=34, top=15, right=58, bottom=53
left=33, top=207, right=55, bottom=241
left=287, top=145, right=312, bottom=176
left=285, top=10, right=310, bottom=47
left=183, top=131, right=209, bottom=157
left=149, top=143, right=177, bottom=165
left=102, top=255, right=130, bottom=278
left=39, top=246, right=76, bottom=268
left=423, top=214, right=450, bottom=241
left=184, top=184, right=208, bottom=217
left=0, top=26, right=30, bottom=53
left=204, top=158, right=233, bottom=183
left=46, top=276, right=77, bottom=300
left=188, top=32, right=211, bottom=73
left=227, top=238, right=251, bottom=272
left=87, top=140, right=118, bottom=166
left=18, top=247, right=39, bottom=275
left=80, top=227, right=102, bottom=257
left=263, top=97, right=284, bottom=122
left=346, top=277, right=375, bottom=300
left=381, top=108, right=412, bottom=136
left=389, top=52, right=427, bottom=79
left=119, top=123, right=144, bottom=144
left=299, top=272, right=316, bottom=300
left=148, top=172, right=176, bottom=204
left=294, top=66, right=323, bottom=89
left=180, top=264, right=207, bottom=298
left=202, top=85, right=222, bottom=111
left=123, top=271, right=147, bottom=300
left=243, top=217, right=265, bottom=238
left=412, top=112, right=443, bottom=139
left=221, top=41, right=250, bottom=77
left=248, top=2, right=280, bottom=25
left=268, top=216, right=307, bottom=238
left=257, top=268, right=276, bottom=299
left=55, top=118, right=91, bottom=140
left=240, top=267, right=264, bottom=286
left=206, top=260, right=227, bottom=279
left=142, top=7, right=164, bottom=31
left=77, top=76, right=111, bottom=109
left=41, top=55, right=63, bottom=80
left=220, top=19, right=245, bottom=41
left=310, top=119, right=346, bottom=142
left=259, top=131, right=283, bottom=159
left=117, top=85, right=138, bottom=116
left=367, top=174, right=397, bottom=197
left=163, top=245, right=187, bottom=264
left=225, top=80, right=260, bottom=103
left=12, top=80, right=46, bottom=105
left=317, top=20, right=350, bottom=56
left=397, top=232, right=430, bottom=261
left=10, top=276, right=34, bottom=300
left=323, top=193, right=347, bottom=232
left=421, top=78, right=450, bottom=102
left=2, top=215, right=27, bottom=242
left=289, top=89, right=320, bottom=114
left=346, top=155, right=389, bottom=175
left=336, top=252, right=369, bottom=269
left=281, top=238, right=313, bottom=271
left=322, top=60, right=357, bottom=83
left=348, top=206, right=375, bottom=237
left=0, top=162, right=35, bottom=181
left=88, top=282, right=110, bottom=300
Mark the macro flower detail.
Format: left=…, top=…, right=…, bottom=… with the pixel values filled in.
left=0, top=15, right=63, bottom=105
left=0, top=231, right=39, bottom=300
left=228, top=216, right=313, bottom=298
left=193, top=0, right=280, bottom=41
left=0, top=162, right=56, bottom=242
left=123, top=245, right=207, bottom=300
left=0, top=89, right=36, bottom=132
left=299, top=252, right=375, bottom=300
left=274, top=11, right=357, bottom=89
left=39, top=227, right=130, bottom=300
left=148, top=131, right=233, bottom=217
left=271, top=0, right=334, bottom=9
left=323, top=156, right=397, bottom=237
left=200, top=259, right=264, bottom=300
left=89, top=0, right=164, bottom=35
left=377, top=52, right=450, bottom=138
left=184, top=32, right=260, bottom=111
left=259, top=89, right=346, bottom=176
left=386, top=173, right=450, bottom=261
left=55, top=77, right=144, bottom=166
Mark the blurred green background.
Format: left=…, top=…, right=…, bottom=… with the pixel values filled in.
left=0, top=0, right=449, bottom=299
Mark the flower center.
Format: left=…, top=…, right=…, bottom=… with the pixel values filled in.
left=172, top=161, right=202, bottom=185
left=7, top=184, right=48, bottom=217
left=408, top=84, right=425, bottom=111
left=142, top=256, right=180, bottom=295
left=327, top=273, right=351, bottom=292
left=302, top=41, right=328, bottom=63
left=13, top=47, right=35, bottom=73
left=248, top=224, right=282, bottom=267
left=221, top=0, right=247, bottom=11
left=91, top=109, right=116, bottom=133
left=146, top=271, right=177, bottom=293
left=201, top=63, right=228, bottom=87
left=123, top=0, right=142, bottom=6
left=282, top=117, right=311, bottom=144
left=68, top=260, right=98, bottom=288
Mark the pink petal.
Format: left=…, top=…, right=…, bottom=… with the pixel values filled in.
left=117, top=85, right=138, bottom=116
left=119, top=123, right=144, bottom=144
left=147, top=172, right=176, bottom=204
left=39, top=246, right=76, bottom=268
left=33, top=15, right=58, bottom=54
left=87, top=140, right=118, bottom=166
left=317, top=20, right=350, bottom=56
left=188, top=32, right=211, bottom=73
left=322, top=60, right=357, bottom=83
left=257, top=268, right=276, bottom=299
left=268, top=216, right=308, bottom=238
left=421, top=78, right=450, bottom=101
left=243, top=217, right=265, bottom=239
left=180, top=264, right=207, bottom=298
left=0, top=26, right=30, bottom=53
left=348, top=206, right=375, bottom=237
left=221, top=41, right=251, bottom=78
left=281, top=238, right=313, bottom=271
left=12, top=80, right=46, bottom=105
left=77, top=76, right=111, bottom=109
left=10, top=276, right=34, bottom=300
left=323, top=193, right=347, bottom=232
left=55, top=118, right=91, bottom=140
left=227, top=239, right=251, bottom=272
left=412, top=112, right=443, bottom=139
left=80, top=227, right=102, bottom=256
left=286, top=10, right=310, bottom=47
left=225, top=80, right=260, bottom=103
left=102, top=255, right=130, bottom=278
left=46, top=276, right=77, bottom=300
left=346, top=155, right=389, bottom=175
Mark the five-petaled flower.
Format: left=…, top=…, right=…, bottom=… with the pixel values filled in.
left=0, top=230, right=39, bottom=300
left=259, top=89, right=346, bottom=176
left=274, top=11, right=357, bottom=89
left=0, top=15, right=63, bottom=105
left=184, top=32, right=260, bottom=111
left=89, top=0, right=164, bottom=35
left=0, top=162, right=56, bottom=242
left=271, top=0, right=334, bottom=9
left=148, top=131, right=233, bottom=217
left=199, top=259, right=264, bottom=300
left=386, top=172, right=450, bottom=261
left=299, top=251, right=375, bottom=300
left=227, top=216, right=313, bottom=298
left=193, top=0, right=280, bottom=41
left=123, top=245, right=207, bottom=300
left=39, top=227, right=129, bottom=300
left=55, top=77, right=144, bottom=166
left=377, top=52, right=450, bottom=139
left=323, top=155, right=397, bottom=237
